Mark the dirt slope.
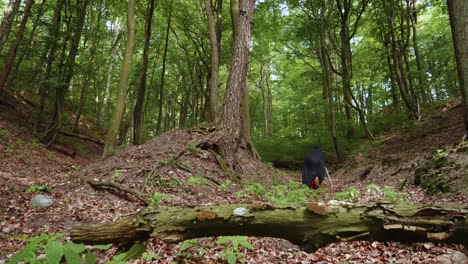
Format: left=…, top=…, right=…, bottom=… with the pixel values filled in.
left=0, top=94, right=467, bottom=263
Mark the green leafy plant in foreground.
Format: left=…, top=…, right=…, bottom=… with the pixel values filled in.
left=177, top=239, right=207, bottom=261
left=7, top=233, right=110, bottom=264
left=216, top=236, right=254, bottom=264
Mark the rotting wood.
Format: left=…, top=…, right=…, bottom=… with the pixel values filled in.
left=71, top=203, right=468, bottom=252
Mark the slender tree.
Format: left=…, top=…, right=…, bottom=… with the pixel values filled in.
left=203, top=0, right=223, bottom=123
left=0, top=0, right=21, bottom=55
left=0, top=0, right=35, bottom=97
left=133, top=0, right=157, bottom=145
left=156, top=0, right=173, bottom=134
left=103, top=0, right=136, bottom=157
left=42, top=0, right=89, bottom=146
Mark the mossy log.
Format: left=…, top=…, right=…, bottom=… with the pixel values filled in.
left=71, top=203, right=468, bottom=252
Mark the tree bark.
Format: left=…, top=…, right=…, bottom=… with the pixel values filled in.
left=71, top=203, right=468, bottom=252
left=102, top=0, right=136, bottom=157
left=156, top=0, right=173, bottom=135
left=73, top=7, right=100, bottom=132
left=100, top=24, right=120, bottom=124
left=447, top=0, right=468, bottom=140
left=0, top=0, right=35, bottom=96
left=42, top=0, right=89, bottom=146
left=133, top=0, right=156, bottom=145
left=0, top=0, right=21, bottom=55
left=203, top=0, right=221, bottom=124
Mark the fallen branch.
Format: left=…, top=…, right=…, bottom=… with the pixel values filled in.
left=272, top=160, right=303, bottom=169
left=71, top=203, right=468, bottom=252
left=87, top=180, right=148, bottom=205
left=49, top=143, right=77, bottom=158
left=59, top=130, right=104, bottom=146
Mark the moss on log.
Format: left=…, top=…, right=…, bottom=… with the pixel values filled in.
left=71, top=203, right=468, bottom=251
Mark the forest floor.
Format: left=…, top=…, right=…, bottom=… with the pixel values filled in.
left=0, top=93, right=467, bottom=263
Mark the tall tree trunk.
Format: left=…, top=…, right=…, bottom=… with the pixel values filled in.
left=203, top=0, right=222, bottom=124
left=10, top=0, right=47, bottom=84
left=133, top=0, right=156, bottom=145
left=410, top=0, right=426, bottom=104
left=33, top=0, right=64, bottom=134
left=73, top=7, right=100, bottom=132
left=102, top=0, right=136, bottom=157
left=213, top=0, right=257, bottom=171
left=335, top=0, right=373, bottom=140
left=100, top=25, right=120, bottom=124
left=317, top=4, right=343, bottom=161
left=447, top=0, right=468, bottom=140
left=0, top=0, right=21, bottom=55
left=156, top=0, right=173, bottom=135
left=42, top=0, right=89, bottom=146
left=0, top=0, right=35, bottom=97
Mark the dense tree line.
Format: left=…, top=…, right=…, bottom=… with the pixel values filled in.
left=0, top=0, right=465, bottom=161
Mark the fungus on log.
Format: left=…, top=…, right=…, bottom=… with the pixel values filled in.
left=71, top=203, right=468, bottom=252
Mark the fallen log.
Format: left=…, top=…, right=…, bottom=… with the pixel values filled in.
left=70, top=203, right=468, bottom=251
left=59, top=130, right=104, bottom=146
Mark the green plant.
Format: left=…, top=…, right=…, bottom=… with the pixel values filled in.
left=235, top=183, right=266, bottom=198
left=112, top=169, right=122, bottom=180
left=187, top=145, right=203, bottom=153
left=30, top=140, right=43, bottom=149
left=216, top=236, right=254, bottom=264
left=108, top=243, right=147, bottom=264
left=187, top=176, right=208, bottom=186
left=25, top=185, right=50, bottom=194
left=7, top=233, right=107, bottom=264
left=383, top=186, right=411, bottom=204
left=219, top=180, right=232, bottom=191
left=177, top=239, right=206, bottom=260
left=265, top=181, right=316, bottom=205
left=146, top=192, right=170, bottom=207
left=0, top=129, right=10, bottom=136
left=365, top=184, right=381, bottom=195
left=335, top=187, right=361, bottom=202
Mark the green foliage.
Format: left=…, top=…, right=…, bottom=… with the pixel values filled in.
left=187, top=176, right=209, bottom=186
left=108, top=243, right=147, bottom=264
left=265, top=181, right=317, bottom=205
left=25, top=185, right=50, bottom=194
left=365, top=184, right=380, bottom=195
left=236, top=181, right=317, bottom=205
left=112, top=169, right=122, bottom=180
left=383, top=186, right=410, bottom=205
left=219, top=180, right=232, bottom=191
left=146, top=192, right=170, bottom=207
left=335, top=187, right=361, bottom=202
left=216, top=236, right=254, bottom=264
left=235, top=183, right=266, bottom=198
left=177, top=239, right=206, bottom=261
left=0, top=129, right=10, bottom=136
left=187, top=145, right=203, bottom=153
left=7, top=233, right=106, bottom=264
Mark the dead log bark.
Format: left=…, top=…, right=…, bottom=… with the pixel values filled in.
left=59, top=130, right=104, bottom=146
left=70, top=203, right=468, bottom=252
left=49, top=143, right=77, bottom=158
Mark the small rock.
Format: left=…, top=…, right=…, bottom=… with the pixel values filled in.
left=30, top=194, right=53, bottom=208
left=1, top=227, right=11, bottom=233
left=435, top=252, right=468, bottom=264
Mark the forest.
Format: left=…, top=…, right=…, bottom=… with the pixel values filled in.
left=0, top=0, right=467, bottom=263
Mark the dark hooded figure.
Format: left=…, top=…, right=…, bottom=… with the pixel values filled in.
left=302, top=147, right=327, bottom=189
